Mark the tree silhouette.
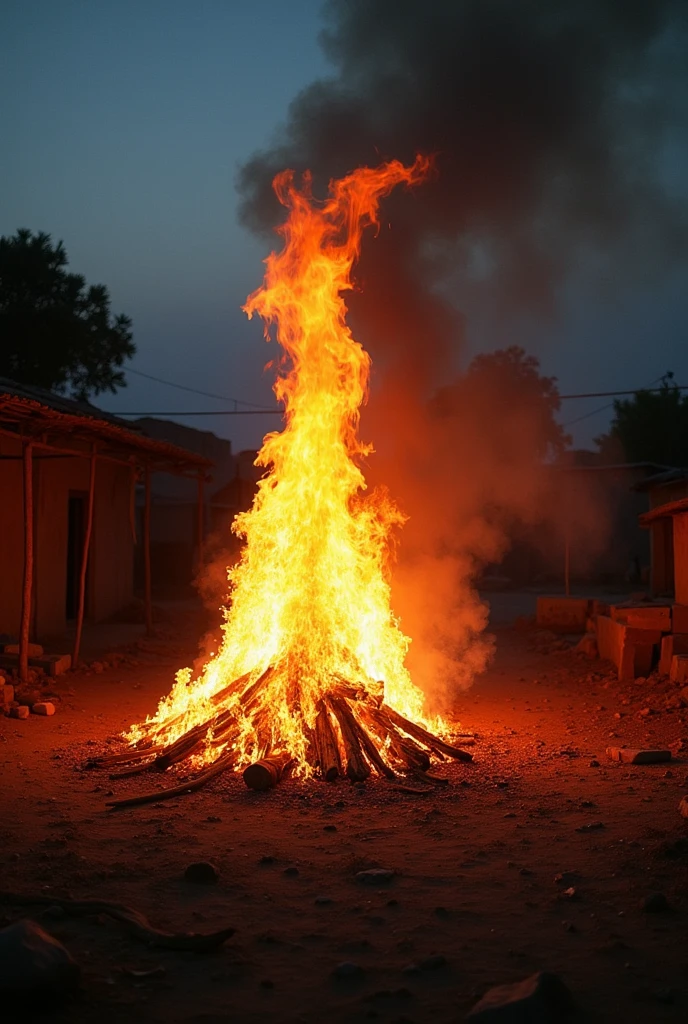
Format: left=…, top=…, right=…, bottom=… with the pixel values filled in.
left=0, top=229, right=135, bottom=399
left=431, top=345, right=570, bottom=460
left=596, top=373, right=688, bottom=467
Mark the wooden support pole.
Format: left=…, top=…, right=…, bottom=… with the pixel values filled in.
left=143, top=463, right=153, bottom=635
left=19, top=440, right=34, bottom=683
left=72, top=446, right=97, bottom=668
left=197, top=473, right=205, bottom=567
left=564, top=532, right=571, bottom=598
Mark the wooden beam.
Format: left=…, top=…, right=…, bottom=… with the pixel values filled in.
left=72, top=446, right=97, bottom=668
left=143, top=463, right=153, bottom=635
left=19, top=440, right=34, bottom=682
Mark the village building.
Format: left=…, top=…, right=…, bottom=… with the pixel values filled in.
left=0, top=378, right=211, bottom=678
left=636, top=468, right=688, bottom=598
left=131, top=418, right=260, bottom=595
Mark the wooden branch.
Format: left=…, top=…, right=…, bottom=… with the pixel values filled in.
left=349, top=707, right=396, bottom=779
left=314, top=702, right=341, bottom=781
left=106, top=752, right=235, bottom=809
left=366, top=707, right=431, bottom=771
left=382, top=705, right=473, bottom=762
left=327, top=696, right=370, bottom=782
left=0, top=893, right=234, bottom=951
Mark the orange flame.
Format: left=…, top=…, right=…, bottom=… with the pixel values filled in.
left=128, top=156, right=434, bottom=772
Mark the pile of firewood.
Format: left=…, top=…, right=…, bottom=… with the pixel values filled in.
left=88, top=667, right=473, bottom=808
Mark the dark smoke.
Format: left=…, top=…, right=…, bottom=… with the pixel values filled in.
left=239, top=0, right=687, bottom=359
left=235, top=0, right=688, bottom=709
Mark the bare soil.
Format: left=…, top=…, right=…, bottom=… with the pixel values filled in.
left=2, top=617, right=688, bottom=1023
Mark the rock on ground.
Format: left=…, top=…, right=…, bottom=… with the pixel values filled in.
left=0, top=919, right=80, bottom=1004
left=466, top=971, right=574, bottom=1022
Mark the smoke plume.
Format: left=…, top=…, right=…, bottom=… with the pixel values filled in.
left=236, top=0, right=688, bottom=709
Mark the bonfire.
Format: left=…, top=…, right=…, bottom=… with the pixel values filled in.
left=95, top=156, right=472, bottom=806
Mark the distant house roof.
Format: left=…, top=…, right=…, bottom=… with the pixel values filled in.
left=553, top=461, right=673, bottom=475
left=639, top=496, right=688, bottom=527
left=634, top=468, right=688, bottom=492
left=0, top=377, right=211, bottom=476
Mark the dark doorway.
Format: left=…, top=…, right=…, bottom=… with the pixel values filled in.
left=66, top=493, right=88, bottom=620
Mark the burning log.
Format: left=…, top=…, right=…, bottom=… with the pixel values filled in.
left=243, top=752, right=293, bottom=791
left=313, top=702, right=341, bottom=781
left=381, top=705, right=474, bottom=763
left=327, top=696, right=371, bottom=782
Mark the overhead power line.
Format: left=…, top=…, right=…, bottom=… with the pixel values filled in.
left=108, top=381, right=688, bottom=419
left=125, top=367, right=273, bottom=410
left=561, top=375, right=668, bottom=428
left=558, top=385, right=688, bottom=400
left=113, top=408, right=281, bottom=417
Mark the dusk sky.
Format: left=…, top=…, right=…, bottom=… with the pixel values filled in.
left=2, top=0, right=687, bottom=453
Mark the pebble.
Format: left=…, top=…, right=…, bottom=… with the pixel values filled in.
left=184, top=861, right=219, bottom=884
left=355, top=868, right=394, bottom=884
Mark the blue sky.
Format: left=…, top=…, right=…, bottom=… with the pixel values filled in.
left=2, top=0, right=687, bottom=452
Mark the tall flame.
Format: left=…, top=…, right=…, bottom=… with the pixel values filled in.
left=128, top=156, right=433, bottom=772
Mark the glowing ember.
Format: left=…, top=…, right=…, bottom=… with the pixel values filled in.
left=116, top=155, right=472, bottom=797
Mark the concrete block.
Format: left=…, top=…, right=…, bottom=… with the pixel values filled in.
left=31, top=702, right=55, bottom=716
left=670, top=655, right=688, bottom=683
left=536, top=597, right=589, bottom=633
left=659, top=634, right=688, bottom=676
left=611, top=605, right=671, bottom=632
left=607, top=747, right=671, bottom=764
left=3, top=643, right=44, bottom=657
left=596, top=615, right=661, bottom=681
left=9, top=705, right=30, bottom=720
left=2, top=683, right=14, bottom=704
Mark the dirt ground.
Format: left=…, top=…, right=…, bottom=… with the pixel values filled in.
left=2, top=609, right=688, bottom=1023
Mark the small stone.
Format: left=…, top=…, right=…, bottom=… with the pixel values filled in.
left=32, top=702, right=55, bottom=717
left=283, top=866, right=299, bottom=876
left=323, top=824, right=337, bottom=832
left=332, top=961, right=364, bottom=980
left=575, top=821, right=604, bottom=832
left=184, top=861, right=219, bottom=884
left=607, top=747, right=671, bottom=765
left=589, top=759, right=600, bottom=768
left=355, top=868, right=394, bottom=884
left=640, top=892, right=669, bottom=913
left=466, top=971, right=575, bottom=1020
left=9, top=705, right=29, bottom=720
left=679, top=796, right=688, bottom=819
left=259, top=855, right=276, bottom=865
left=554, top=872, right=580, bottom=887
left=91, top=662, right=104, bottom=674
left=315, top=896, right=333, bottom=905
left=0, top=919, right=80, bottom=1003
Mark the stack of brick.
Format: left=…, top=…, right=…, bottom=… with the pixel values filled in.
left=597, top=598, right=675, bottom=679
